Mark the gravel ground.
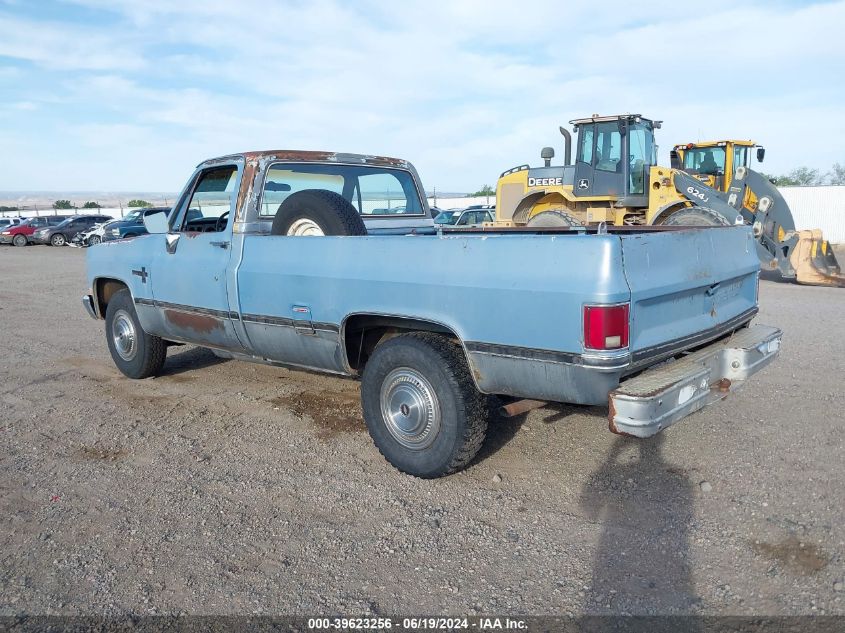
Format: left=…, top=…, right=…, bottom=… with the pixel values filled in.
left=0, top=245, right=842, bottom=617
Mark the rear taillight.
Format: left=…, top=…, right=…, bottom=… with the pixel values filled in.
left=583, top=304, right=629, bottom=350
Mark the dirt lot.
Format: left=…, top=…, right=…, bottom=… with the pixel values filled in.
left=0, top=245, right=843, bottom=617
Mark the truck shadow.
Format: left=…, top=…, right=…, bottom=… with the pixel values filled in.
left=159, top=346, right=228, bottom=377
left=475, top=402, right=599, bottom=464
left=579, top=434, right=700, bottom=619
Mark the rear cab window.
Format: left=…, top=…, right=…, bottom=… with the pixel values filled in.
left=259, top=163, right=424, bottom=221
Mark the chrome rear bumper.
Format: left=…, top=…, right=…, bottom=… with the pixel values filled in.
left=609, top=324, right=782, bottom=437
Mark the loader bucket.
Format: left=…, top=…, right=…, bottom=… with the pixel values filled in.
left=788, top=230, right=845, bottom=287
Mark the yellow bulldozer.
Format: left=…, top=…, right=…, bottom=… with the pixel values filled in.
left=494, top=114, right=843, bottom=286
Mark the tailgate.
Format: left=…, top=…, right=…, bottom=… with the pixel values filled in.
left=620, top=226, right=760, bottom=360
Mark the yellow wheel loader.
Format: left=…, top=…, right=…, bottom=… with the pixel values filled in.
left=494, top=114, right=843, bottom=286
left=673, top=140, right=842, bottom=287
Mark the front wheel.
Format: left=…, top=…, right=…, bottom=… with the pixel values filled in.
left=12, top=234, right=27, bottom=247
left=661, top=206, right=731, bottom=226
left=50, top=233, right=66, bottom=246
left=105, top=289, right=167, bottom=379
left=361, top=333, right=489, bottom=478
left=89, top=235, right=101, bottom=245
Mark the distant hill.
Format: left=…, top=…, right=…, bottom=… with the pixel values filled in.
left=0, top=191, right=179, bottom=210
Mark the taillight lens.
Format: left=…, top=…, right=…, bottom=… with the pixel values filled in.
left=583, top=304, right=629, bottom=350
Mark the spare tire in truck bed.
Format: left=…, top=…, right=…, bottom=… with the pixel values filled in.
left=271, top=189, right=367, bottom=236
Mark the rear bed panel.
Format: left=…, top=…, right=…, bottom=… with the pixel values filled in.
left=620, top=226, right=760, bottom=355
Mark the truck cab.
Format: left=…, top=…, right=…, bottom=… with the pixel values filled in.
left=570, top=114, right=660, bottom=204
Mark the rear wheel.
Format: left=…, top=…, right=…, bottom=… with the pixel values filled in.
left=12, top=234, right=27, bottom=247
left=526, top=209, right=582, bottom=228
left=50, top=233, right=66, bottom=246
left=361, top=333, right=489, bottom=478
left=662, top=206, right=731, bottom=226
left=105, top=289, right=167, bottom=379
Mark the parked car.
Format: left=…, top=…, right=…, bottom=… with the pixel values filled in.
left=434, top=208, right=493, bottom=227
left=70, top=219, right=120, bottom=247
left=0, top=217, right=22, bottom=230
left=0, top=215, right=72, bottom=246
left=31, top=215, right=113, bottom=246
left=101, top=207, right=171, bottom=242
left=83, top=149, right=781, bottom=478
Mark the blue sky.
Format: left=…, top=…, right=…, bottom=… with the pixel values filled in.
left=1, top=0, right=843, bottom=192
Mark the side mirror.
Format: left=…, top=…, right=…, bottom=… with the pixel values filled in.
left=669, top=150, right=682, bottom=170
left=756, top=147, right=766, bottom=163
left=143, top=210, right=170, bottom=234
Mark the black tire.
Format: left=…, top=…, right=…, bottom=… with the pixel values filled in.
left=105, top=289, right=167, bottom=379
left=526, top=209, right=582, bottom=228
left=50, top=233, right=66, bottom=246
left=12, top=234, right=27, bottom=247
left=361, top=332, right=489, bottom=478
left=662, top=206, right=731, bottom=226
left=124, top=233, right=137, bottom=238
left=271, top=189, right=367, bottom=236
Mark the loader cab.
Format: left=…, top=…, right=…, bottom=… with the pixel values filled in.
left=674, top=140, right=757, bottom=193
left=570, top=114, right=659, bottom=205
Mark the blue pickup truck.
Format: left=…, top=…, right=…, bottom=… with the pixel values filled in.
left=83, top=150, right=781, bottom=477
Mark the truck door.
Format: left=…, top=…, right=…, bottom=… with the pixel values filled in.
left=574, top=121, right=626, bottom=198
left=145, top=164, right=244, bottom=351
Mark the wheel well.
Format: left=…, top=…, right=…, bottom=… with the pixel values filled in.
left=342, top=314, right=461, bottom=372
left=512, top=192, right=549, bottom=225
left=94, top=278, right=128, bottom=319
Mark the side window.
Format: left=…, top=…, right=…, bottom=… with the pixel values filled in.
left=628, top=125, right=654, bottom=195
left=578, top=125, right=594, bottom=164
left=180, top=166, right=238, bottom=232
left=733, top=146, right=748, bottom=171
left=595, top=122, right=622, bottom=172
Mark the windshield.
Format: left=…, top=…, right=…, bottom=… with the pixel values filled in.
left=259, top=163, right=424, bottom=218
left=123, top=210, right=143, bottom=222
left=627, top=122, right=656, bottom=195
left=683, top=146, right=726, bottom=175
left=434, top=211, right=460, bottom=225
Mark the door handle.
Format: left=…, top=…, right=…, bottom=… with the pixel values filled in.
left=210, top=241, right=230, bottom=249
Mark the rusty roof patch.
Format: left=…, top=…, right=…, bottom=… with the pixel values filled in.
left=198, top=150, right=410, bottom=170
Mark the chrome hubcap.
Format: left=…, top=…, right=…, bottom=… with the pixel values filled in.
left=53, top=235, right=64, bottom=245
left=380, top=367, right=441, bottom=450
left=112, top=310, right=137, bottom=361
left=287, top=218, right=325, bottom=236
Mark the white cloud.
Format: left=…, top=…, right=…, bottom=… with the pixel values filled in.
left=0, top=0, right=842, bottom=190
left=0, top=12, right=145, bottom=71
